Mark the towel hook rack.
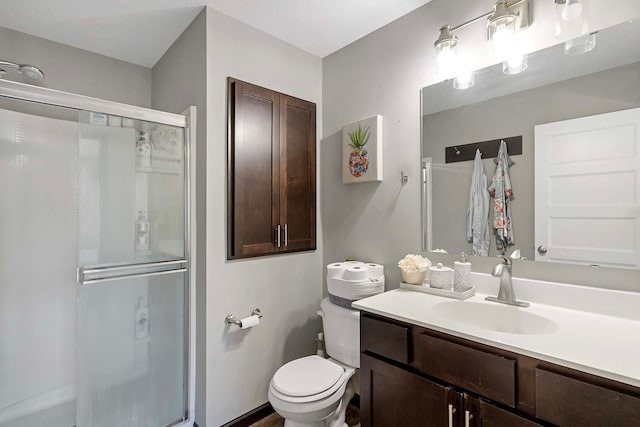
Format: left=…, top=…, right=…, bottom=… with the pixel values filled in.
left=444, top=136, right=522, bottom=163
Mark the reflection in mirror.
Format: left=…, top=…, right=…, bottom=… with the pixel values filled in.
left=421, top=18, right=640, bottom=269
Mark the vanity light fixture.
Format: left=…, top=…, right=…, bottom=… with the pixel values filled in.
left=434, top=0, right=531, bottom=86
left=554, top=0, right=596, bottom=55
left=434, top=25, right=458, bottom=79
left=487, top=1, right=518, bottom=61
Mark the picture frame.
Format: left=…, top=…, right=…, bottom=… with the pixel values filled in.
left=342, top=115, right=383, bottom=184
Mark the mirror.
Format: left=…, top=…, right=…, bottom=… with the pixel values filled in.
left=421, top=18, right=640, bottom=269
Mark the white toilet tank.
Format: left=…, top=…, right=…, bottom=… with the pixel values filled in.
left=320, top=298, right=360, bottom=368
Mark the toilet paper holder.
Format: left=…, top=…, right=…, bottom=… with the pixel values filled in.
left=225, top=308, right=262, bottom=327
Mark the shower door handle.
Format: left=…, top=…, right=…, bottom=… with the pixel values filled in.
left=77, top=259, right=187, bottom=285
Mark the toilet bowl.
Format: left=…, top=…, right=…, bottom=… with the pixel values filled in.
left=268, top=299, right=360, bottom=427
left=268, top=356, right=356, bottom=427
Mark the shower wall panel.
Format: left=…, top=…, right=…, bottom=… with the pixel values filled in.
left=0, top=108, right=78, bottom=424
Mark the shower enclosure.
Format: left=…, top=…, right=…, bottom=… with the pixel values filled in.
left=0, top=80, right=195, bottom=427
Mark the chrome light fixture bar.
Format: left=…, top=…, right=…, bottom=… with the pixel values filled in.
left=434, top=0, right=532, bottom=87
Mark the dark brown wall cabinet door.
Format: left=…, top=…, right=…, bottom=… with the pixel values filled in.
left=228, top=78, right=316, bottom=259
left=279, top=95, right=316, bottom=252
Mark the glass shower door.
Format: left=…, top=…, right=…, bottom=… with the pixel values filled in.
left=76, top=113, right=188, bottom=427
left=76, top=272, right=186, bottom=427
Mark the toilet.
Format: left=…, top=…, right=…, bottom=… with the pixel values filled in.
left=268, top=298, right=360, bottom=427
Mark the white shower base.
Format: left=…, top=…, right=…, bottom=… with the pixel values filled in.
left=0, top=401, right=75, bottom=427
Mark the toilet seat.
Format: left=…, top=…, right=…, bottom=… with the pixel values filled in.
left=271, top=356, right=348, bottom=404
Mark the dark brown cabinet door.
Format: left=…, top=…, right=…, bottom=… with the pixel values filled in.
left=227, top=78, right=316, bottom=259
left=535, top=368, right=640, bottom=427
left=465, top=395, right=542, bottom=427
left=228, top=79, right=280, bottom=258
left=361, top=353, right=458, bottom=427
left=279, top=94, right=316, bottom=252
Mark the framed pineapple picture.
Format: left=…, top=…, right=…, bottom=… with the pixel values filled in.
left=342, top=115, right=383, bottom=184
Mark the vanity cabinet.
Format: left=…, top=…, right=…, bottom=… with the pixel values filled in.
left=227, top=78, right=316, bottom=259
left=360, top=312, right=640, bottom=427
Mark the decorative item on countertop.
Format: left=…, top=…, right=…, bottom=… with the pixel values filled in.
left=399, top=281, right=475, bottom=300
left=398, top=254, right=432, bottom=285
left=326, top=261, right=385, bottom=309
left=429, top=263, right=454, bottom=290
left=454, top=252, right=472, bottom=290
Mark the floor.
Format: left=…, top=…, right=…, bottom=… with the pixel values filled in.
left=249, top=404, right=360, bottom=427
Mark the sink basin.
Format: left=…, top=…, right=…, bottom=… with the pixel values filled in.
left=432, top=301, right=559, bottom=335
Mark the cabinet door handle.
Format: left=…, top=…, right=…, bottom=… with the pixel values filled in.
left=275, top=225, right=281, bottom=248
left=284, top=223, right=288, bottom=247
left=448, top=404, right=457, bottom=427
left=465, top=410, right=474, bottom=427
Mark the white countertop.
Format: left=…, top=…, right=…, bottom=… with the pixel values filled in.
left=353, top=273, right=640, bottom=388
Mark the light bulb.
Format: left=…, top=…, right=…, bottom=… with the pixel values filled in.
left=507, top=56, right=523, bottom=69
left=453, top=70, right=475, bottom=90
left=437, top=45, right=457, bottom=79
left=492, top=23, right=515, bottom=61
left=561, top=0, right=583, bottom=22
left=503, top=55, right=528, bottom=74
left=453, top=55, right=474, bottom=89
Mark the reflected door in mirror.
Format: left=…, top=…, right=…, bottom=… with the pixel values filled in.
left=535, top=108, right=640, bottom=269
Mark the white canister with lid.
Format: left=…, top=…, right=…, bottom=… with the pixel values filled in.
left=428, top=263, right=453, bottom=289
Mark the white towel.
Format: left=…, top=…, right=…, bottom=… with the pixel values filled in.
left=467, top=149, right=490, bottom=256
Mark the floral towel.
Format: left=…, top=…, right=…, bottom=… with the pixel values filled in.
left=488, top=141, right=515, bottom=254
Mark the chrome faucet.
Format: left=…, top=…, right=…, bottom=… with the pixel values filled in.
left=485, top=253, right=529, bottom=307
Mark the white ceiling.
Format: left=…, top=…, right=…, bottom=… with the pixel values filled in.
left=1, top=0, right=431, bottom=68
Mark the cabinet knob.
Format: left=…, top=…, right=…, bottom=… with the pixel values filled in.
left=537, top=245, right=548, bottom=255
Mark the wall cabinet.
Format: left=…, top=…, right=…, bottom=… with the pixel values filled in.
left=360, top=312, right=640, bottom=427
left=227, top=78, right=316, bottom=259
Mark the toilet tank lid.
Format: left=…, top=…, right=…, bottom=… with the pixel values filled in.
left=272, top=355, right=344, bottom=397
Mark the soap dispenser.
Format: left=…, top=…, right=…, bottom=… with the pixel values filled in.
left=454, top=252, right=472, bottom=290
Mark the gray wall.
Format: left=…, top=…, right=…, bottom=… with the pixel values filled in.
left=424, top=62, right=640, bottom=260
left=150, top=9, right=207, bottom=426
left=322, top=0, right=640, bottom=290
left=204, top=7, right=324, bottom=426
left=0, top=26, right=151, bottom=107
